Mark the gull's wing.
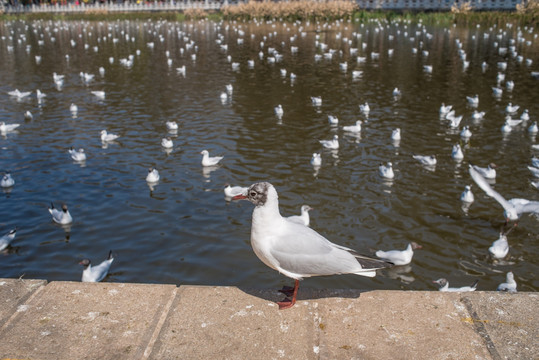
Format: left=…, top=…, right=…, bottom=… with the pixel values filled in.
left=515, top=200, right=539, bottom=215
left=270, top=220, right=388, bottom=278
left=469, top=165, right=514, bottom=213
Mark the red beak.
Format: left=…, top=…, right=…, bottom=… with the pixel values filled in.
left=232, top=194, right=247, bottom=200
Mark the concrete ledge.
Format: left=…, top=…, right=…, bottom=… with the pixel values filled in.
left=0, top=279, right=536, bottom=359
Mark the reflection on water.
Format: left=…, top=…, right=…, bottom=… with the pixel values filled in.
left=0, top=18, right=538, bottom=292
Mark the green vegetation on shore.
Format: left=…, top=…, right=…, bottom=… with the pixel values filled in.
left=1, top=0, right=538, bottom=27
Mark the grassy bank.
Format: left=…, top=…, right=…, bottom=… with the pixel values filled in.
left=1, top=1, right=538, bottom=27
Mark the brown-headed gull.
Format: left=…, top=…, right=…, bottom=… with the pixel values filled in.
left=432, top=278, right=478, bottom=292
left=49, top=203, right=73, bottom=225
left=469, top=164, right=539, bottom=222
left=0, top=228, right=17, bottom=251
left=200, top=150, right=223, bottom=167
left=286, top=205, right=313, bottom=227
left=497, top=272, right=517, bottom=293
left=233, top=182, right=391, bottom=309
left=375, top=242, right=421, bottom=266
left=80, top=250, right=114, bottom=282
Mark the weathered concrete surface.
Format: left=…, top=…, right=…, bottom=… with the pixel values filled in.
left=0, top=279, right=537, bottom=360
left=0, top=278, right=46, bottom=327
left=0, top=281, right=177, bottom=360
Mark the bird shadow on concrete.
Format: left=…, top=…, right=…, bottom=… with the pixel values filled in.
left=237, top=287, right=365, bottom=304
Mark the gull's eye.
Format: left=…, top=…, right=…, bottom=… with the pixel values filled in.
left=250, top=191, right=257, bottom=197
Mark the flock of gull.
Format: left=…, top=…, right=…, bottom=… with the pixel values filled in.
left=0, top=17, right=538, bottom=297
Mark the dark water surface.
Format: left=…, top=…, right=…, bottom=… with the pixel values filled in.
left=1, top=18, right=538, bottom=292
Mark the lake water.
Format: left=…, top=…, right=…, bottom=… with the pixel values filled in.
left=0, top=18, right=538, bottom=292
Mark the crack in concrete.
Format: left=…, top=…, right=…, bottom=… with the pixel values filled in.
left=461, top=296, right=501, bottom=360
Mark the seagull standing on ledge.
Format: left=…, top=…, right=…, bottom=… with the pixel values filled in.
left=233, top=182, right=391, bottom=309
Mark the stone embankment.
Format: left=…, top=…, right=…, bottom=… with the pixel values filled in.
left=0, top=278, right=537, bottom=359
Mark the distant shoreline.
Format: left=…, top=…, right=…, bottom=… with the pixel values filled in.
left=1, top=11, right=537, bottom=26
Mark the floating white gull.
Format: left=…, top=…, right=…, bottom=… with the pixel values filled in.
left=413, top=154, right=437, bottom=166
left=359, top=102, right=370, bottom=115
left=471, top=163, right=497, bottom=179
left=201, top=150, right=223, bottom=167
left=224, top=184, right=248, bottom=199
left=342, top=121, right=361, bottom=133
left=8, top=89, right=31, bottom=99
left=311, top=96, right=322, bottom=107
left=469, top=164, right=539, bottom=222
left=0, top=122, right=20, bottom=134
left=0, top=228, right=17, bottom=251
left=433, top=278, right=478, bottom=292
left=161, top=137, right=173, bottom=149
left=166, top=121, right=178, bottom=131
left=274, top=104, right=284, bottom=118
left=49, top=203, right=73, bottom=225
left=319, top=135, right=339, bottom=150
left=1, top=172, right=15, bottom=188
left=452, top=144, right=464, bottom=161
left=310, top=153, right=322, bottom=167
left=68, top=147, right=86, bottom=162
left=497, top=272, right=517, bottom=293
left=328, top=115, right=339, bottom=126
left=440, top=104, right=452, bottom=117
left=70, top=103, right=78, bottom=114
left=286, top=205, right=313, bottom=227
left=460, top=185, right=474, bottom=203
left=378, top=162, right=395, bottom=179
left=146, top=167, right=160, bottom=183
left=506, top=103, right=519, bottom=114
left=80, top=250, right=114, bottom=282
left=100, top=130, right=119, bottom=142
left=528, top=121, right=538, bottom=134
left=460, top=125, right=472, bottom=139
left=391, top=128, right=401, bottom=141
left=91, top=91, right=105, bottom=100
left=489, top=230, right=511, bottom=259
left=466, top=94, right=479, bottom=107
left=232, top=182, right=391, bottom=309
left=375, top=242, right=421, bottom=266
left=520, top=110, right=530, bottom=122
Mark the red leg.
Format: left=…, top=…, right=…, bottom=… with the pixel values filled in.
left=277, top=280, right=299, bottom=310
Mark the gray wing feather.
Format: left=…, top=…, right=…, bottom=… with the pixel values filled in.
left=469, top=165, right=513, bottom=213
left=270, top=221, right=389, bottom=276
